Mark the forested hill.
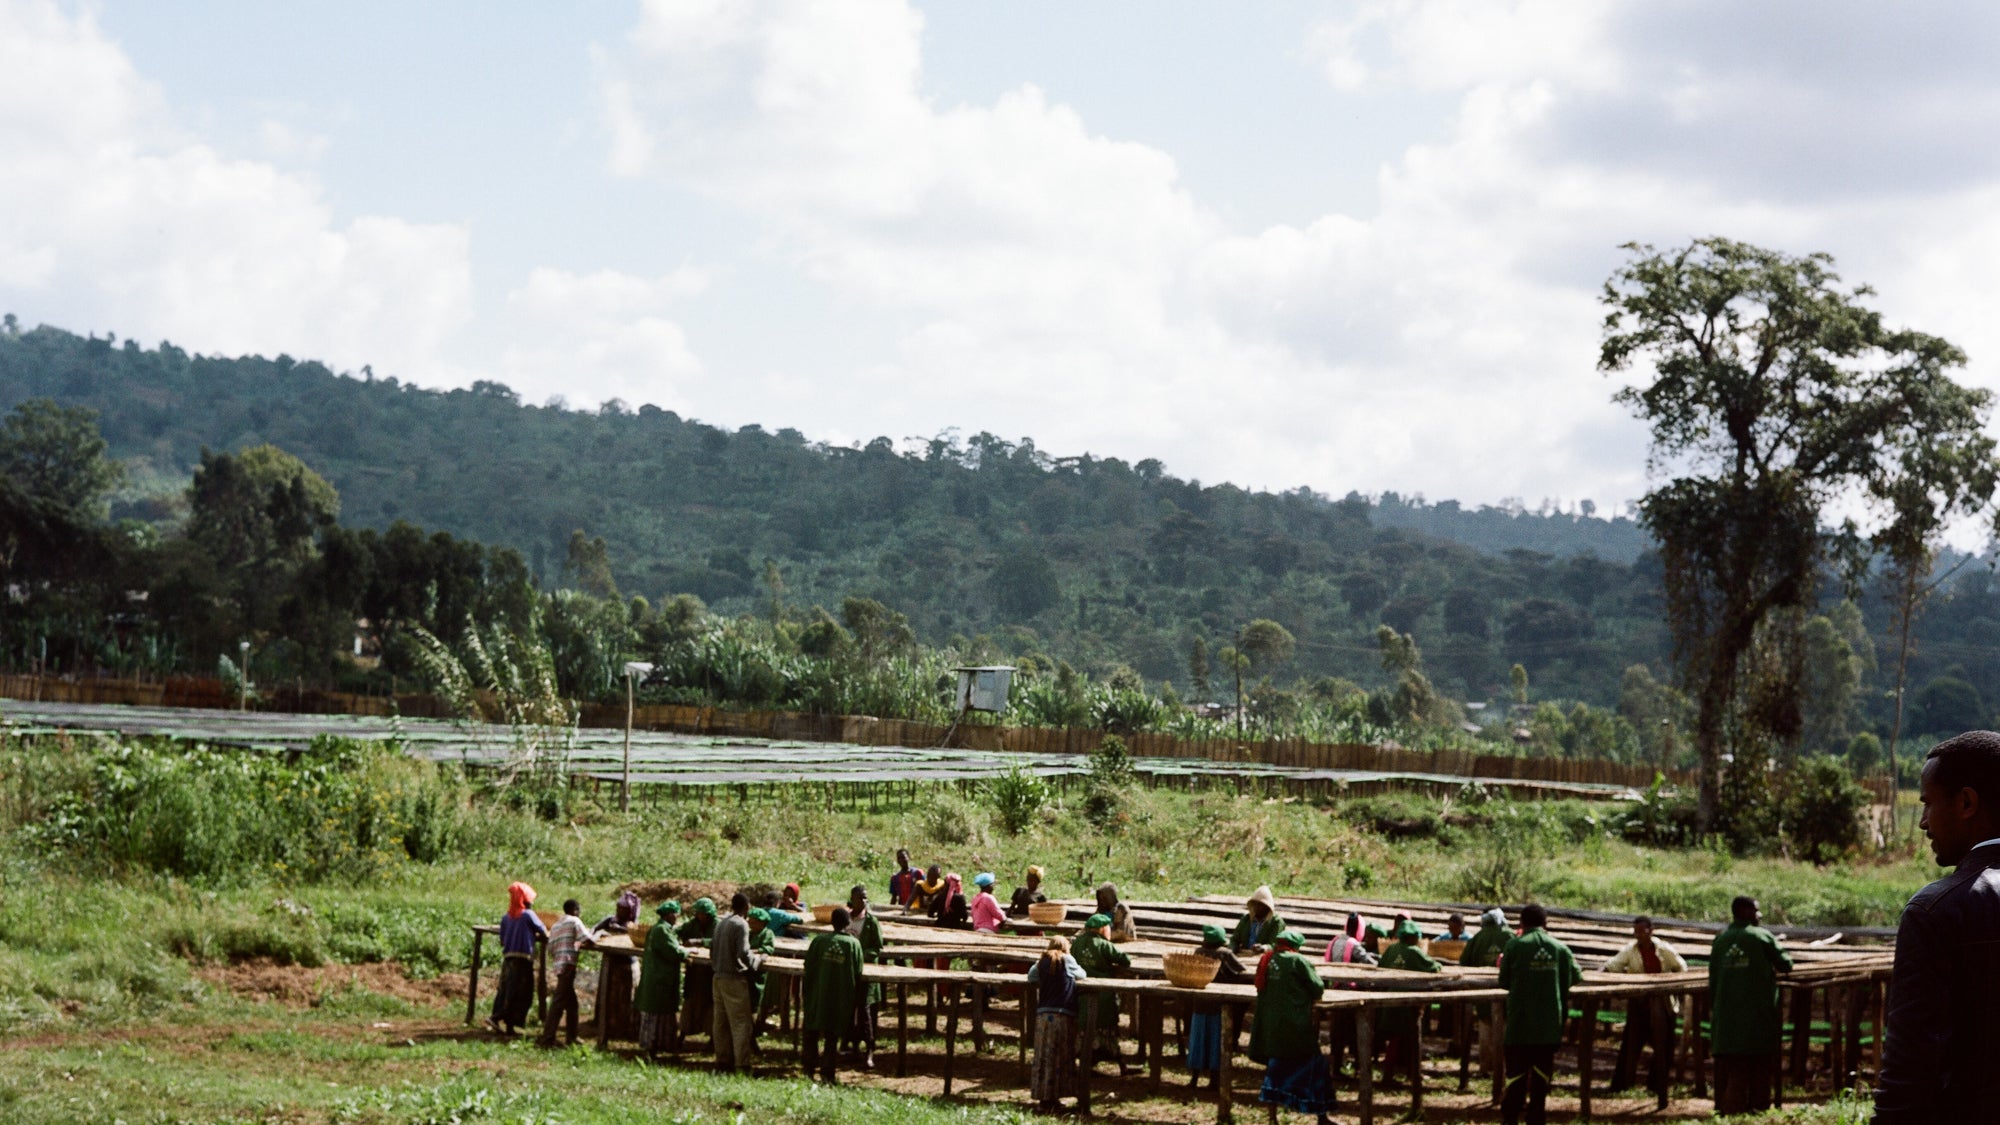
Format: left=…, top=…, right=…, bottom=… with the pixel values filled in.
left=0, top=323, right=1671, bottom=704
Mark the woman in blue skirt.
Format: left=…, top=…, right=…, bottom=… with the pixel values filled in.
left=1250, top=930, right=1333, bottom=1124
left=1187, top=924, right=1250, bottom=1089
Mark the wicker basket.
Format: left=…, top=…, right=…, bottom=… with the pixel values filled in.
left=534, top=909, right=560, bottom=930
left=1027, top=902, right=1067, bottom=926
left=810, top=903, right=839, bottom=923
left=626, top=922, right=652, bottom=948
left=1162, top=951, right=1221, bottom=990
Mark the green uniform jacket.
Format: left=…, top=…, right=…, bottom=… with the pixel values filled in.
left=1498, top=930, right=1581, bottom=1046
left=1231, top=911, right=1286, bottom=952
left=1377, top=940, right=1442, bottom=1038
left=801, top=931, right=867, bottom=1034
left=852, top=910, right=885, bottom=1006
left=1708, top=922, right=1793, bottom=1056
left=1071, top=931, right=1131, bottom=1027
left=1459, top=922, right=1510, bottom=969
left=748, top=925, right=777, bottom=1006
left=1249, top=950, right=1326, bottom=1061
left=634, top=924, right=687, bottom=1014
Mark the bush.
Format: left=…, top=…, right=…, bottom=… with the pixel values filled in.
left=1617, top=774, right=1698, bottom=847
left=25, top=736, right=463, bottom=885
left=1083, top=736, right=1135, bottom=828
left=1781, top=757, right=1867, bottom=864
left=983, top=762, right=1052, bottom=835
left=922, top=790, right=986, bottom=846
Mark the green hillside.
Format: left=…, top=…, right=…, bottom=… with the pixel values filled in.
left=4, top=319, right=1996, bottom=755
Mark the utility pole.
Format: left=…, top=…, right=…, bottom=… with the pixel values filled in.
left=621, top=662, right=654, bottom=814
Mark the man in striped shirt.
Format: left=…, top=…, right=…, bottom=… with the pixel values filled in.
left=538, top=899, right=592, bottom=1047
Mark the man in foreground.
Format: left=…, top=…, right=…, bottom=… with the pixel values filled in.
left=537, top=898, right=591, bottom=1048
left=709, top=892, right=764, bottom=1073
left=1708, top=895, right=1792, bottom=1114
left=1874, top=730, right=2000, bottom=1122
left=801, top=907, right=866, bottom=1085
left=1497, top=903, right=1580, bottom=1125
left=1600, top=915, right=1687, bottom=1106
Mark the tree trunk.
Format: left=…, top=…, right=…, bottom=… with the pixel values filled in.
left=1886, top=566, right=1920, bottom=836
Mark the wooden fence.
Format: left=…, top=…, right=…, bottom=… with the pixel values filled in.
left=2, top=671, right=1694, bottom=791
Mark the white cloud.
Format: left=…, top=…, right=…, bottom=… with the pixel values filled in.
left=498, top=267, right=706, bottom=410
left=595, top=0, right=2000, bottom=520
left=0, top=0, right=471, bottom=380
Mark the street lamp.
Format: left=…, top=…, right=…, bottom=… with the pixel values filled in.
left=621, top=662, right=655, bottom=814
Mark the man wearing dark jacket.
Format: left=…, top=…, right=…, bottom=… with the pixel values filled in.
left=1875, top=730, right=2000, bottom=1123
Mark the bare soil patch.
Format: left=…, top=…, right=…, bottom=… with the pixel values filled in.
left=196, top=957, right=467, bottom=1009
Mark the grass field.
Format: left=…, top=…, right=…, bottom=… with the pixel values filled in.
left=0, top=730, right=1924, bottom=1121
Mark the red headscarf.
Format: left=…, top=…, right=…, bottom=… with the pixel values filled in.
left=507, top=881, right=536, bottom=919
left=945, top=873, right=963, bottom=897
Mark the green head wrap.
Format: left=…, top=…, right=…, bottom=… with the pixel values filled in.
left=1200, top=924, right=1227, bottom=947
left=1273, top=930, right=1305, bottom=949
left=657, top=901, right=681, bottom=918
left=1084, top=913, right=1112, bottom=930
left=692, top=897, right=717, bottom=917
left=1394, top=919, right=1422, bottom=941
left=748, top=907, right=771, bottom=923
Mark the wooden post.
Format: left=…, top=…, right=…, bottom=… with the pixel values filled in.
left=1079, top=992, right=1098, bottom=1115
left=1693, top=993, right=1710, bottom=1099
left=1785, top=984, right=1812, bottom=1104
left=1020, top=984, right=1032, bottom=1081
left=943, top=982, right=962, bottom=1096
left=465, top=929, right=484, bottom=1025
left=1456, top=998, right=1472, bottom=1093
left=596, top=950, right=612, bottom=1051
left=621, top=671, right=633, bottom=813
left=1490, top=1003, right=1507, bottom=1105
left=1408, top=1001, right=1424, bottom=1113
left=1356, top=1004, right=1375, bottom=1125
left=536, top=935, right=549, bottom=1025
left=1215, top=1002, right=1234, bottom=1125
left=1578, top=997, right=1597, bottom=1120
left=971, top=980, right=987, bottom=1053
left=1148, top=993, right=1164, bottom=1091
left=897, top=982, right=909, bottom=1077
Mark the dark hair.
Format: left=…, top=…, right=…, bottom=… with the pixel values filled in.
left=563, top=898, right=581, bottom=915
left=762, top=891, right=781, bottom=908
left=1521, top=904, right=1548, bottom=930
left=850, top=884, right=868, bottom=902
left=730, top=892, right=750, bottom=914
left=831, top=907, right=851, bottom=930
left=1633, top=915, right=1652, bottom=928
left=1926, top=731, right=2000, bottom=818
left=1730, top=896, right=1757, bottom=923
left=1447, top=913, right=1463, bottom=926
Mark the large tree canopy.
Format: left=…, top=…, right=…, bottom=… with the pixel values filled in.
left=1600, top=236, right=1998, bottom=834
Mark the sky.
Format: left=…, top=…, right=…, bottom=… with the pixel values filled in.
left=5, top=0, right=2000, bottom=521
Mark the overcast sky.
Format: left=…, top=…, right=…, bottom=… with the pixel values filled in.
left=5, top=1, right=1999, bottom=518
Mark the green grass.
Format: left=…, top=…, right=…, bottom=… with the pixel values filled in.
left=0, top=732, right=1928, bottom=1121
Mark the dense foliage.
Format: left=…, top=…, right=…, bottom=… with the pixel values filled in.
left=3, top=318, right=1998, bottom=773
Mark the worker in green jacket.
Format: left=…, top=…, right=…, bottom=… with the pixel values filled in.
left=1071, top=914, right=1135, bottom=1074
left=801, top=907, right=867, bottom=1085
left=844, top=885, right=885, bottom=1069
left=635, top=901, right=687, bottom=1057
left=1377, top=918, right=1442, bottom=1084
left=1497, top=904, right=1582, bottom=1125
left=1460, top=907, right=1512, bottom=969
left=1250, top=930, right=1333, bottom=1124
left=1232, top=885, right=1285, bottom=953
left=746, top=908, right=779, bottom=1023
left=1708, top=895, right=1793, bottom=1115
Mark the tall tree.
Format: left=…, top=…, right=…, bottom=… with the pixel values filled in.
left=0, top=398, right=125, bottom=515
left=1600, top=237, right=1997, bottom=834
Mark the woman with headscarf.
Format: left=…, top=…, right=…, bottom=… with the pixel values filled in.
left=592, top=891, right=642, bottom=1042
left=1251, top=930, right=1333, bottom=1124
left=1071, top=913, right=1136, bottom=1074
left=1232, top=885, right=1285, bottom=953
left=969, top=873, right=1006, bottom=932
left=1009, top=866, right=1048, bottom=916
left=636, top=901, right=687, bottom=1057
left=934, top=872, right=971, bottom=929
left=916, top=864, right=946, bottom=914
left=1324, top=912, right=1381, bottom=966
left=1093, top=882, right=1137, bottom=943
left=677, top=896, right=718, bottom=1044
left=1026, top=935, right=1087, bottom=1110
left=487, top=881, right=547, bottom=1036
left=1459, top=907, right=1512, bottom=969
left=1186, top=924, right=1251, bottom=1089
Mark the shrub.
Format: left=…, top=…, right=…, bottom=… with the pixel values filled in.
left=1083, top=736, right=1135, bottom=828
left=983, top=762, right=1051, bottom=835
left=922, top=790, right=985, bottom=846
left=1781, top=757, right=1867, bottom=864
